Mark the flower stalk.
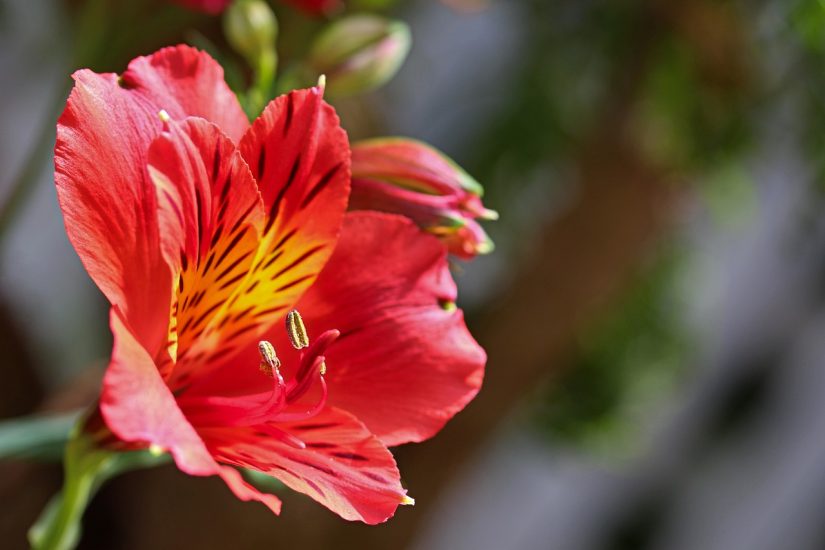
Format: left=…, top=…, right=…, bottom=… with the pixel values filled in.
left=29, top=418, right=169, bottom=550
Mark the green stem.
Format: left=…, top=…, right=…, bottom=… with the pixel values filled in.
left=29, top=423, right=170, bottom=550
left=30, top=449, right=112, bottom=550
left=244, top=49, right=279, bottom=119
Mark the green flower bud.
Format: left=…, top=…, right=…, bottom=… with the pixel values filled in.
left=223, top=0, right=278, bottom=68
left=307, top=15, right=412, bottom=97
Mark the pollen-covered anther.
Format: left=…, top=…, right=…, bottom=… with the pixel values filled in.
left=158, top=109, right=171, bottom=123
left=438, top=298, right=457, bottom=312
left=258, top=340, right=281, bottom=377
left=286, top=309, right=310, bottom=349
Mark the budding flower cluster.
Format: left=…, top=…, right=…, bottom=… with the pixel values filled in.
left=349, top=138, right=497, bottom=259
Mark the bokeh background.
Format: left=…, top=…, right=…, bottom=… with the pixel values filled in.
left=3, top=0, right=825, bottom=548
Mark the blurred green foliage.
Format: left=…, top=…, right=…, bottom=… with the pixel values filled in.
left=636, top=37, right=751, bottom=174
left=458, top=0, right=760, bottom=451
left=531, top=247, right=692, bottom=455
left=790, top=0, right=825, bottom=191
left=468, top=1, right=644, bottom=196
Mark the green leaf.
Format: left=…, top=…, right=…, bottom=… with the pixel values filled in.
left=241, top=467, right=286, bottom=494
left=0, top=411, right=81, bottom=462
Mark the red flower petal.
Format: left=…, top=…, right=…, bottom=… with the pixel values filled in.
left=220, top=87, right=350, bottom=336
left=101, top=307, right=219, bottom=475
left=296, top=212, right=486, bottom=446
left=102, top=307, right=283, bottom=514
left=56, top=73, right=172, bottom=351
left=146, top=117, right=267, bottom=382
left=55, top=46, right=247, bottom=350
left=119, top=45, right=248, bottom=143
left=201, top=406, right=408, bottom=524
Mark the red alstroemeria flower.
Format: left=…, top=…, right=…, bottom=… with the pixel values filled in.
left=174, top=0, right=341, bottom=15
left=55, top=45, right=485, bottom=523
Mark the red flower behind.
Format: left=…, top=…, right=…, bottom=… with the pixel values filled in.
left=174, top=0, right=340, bottom=15
left=174, top=0, right=486, bottom=15
left=280, top=0, right=342, bottom=14
left=56, top=45, right=484, bottom=523
left=174, top=0, right=233, bottom=14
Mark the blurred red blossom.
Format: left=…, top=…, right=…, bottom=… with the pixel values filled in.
left=174, top=0, right=340, bottom=15
left=174, top=0, right=485, bottom=16
left=174, top=0, right=232, bottom=14
left=55, top=45, right=485, bottom=523
left=280, top=0, right=342, bottom=14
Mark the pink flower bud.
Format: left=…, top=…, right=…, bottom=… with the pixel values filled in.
left=350, top=138, right=497, bottom=259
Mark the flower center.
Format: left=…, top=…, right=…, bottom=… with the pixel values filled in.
left=177, top=309, right=339, bottom=439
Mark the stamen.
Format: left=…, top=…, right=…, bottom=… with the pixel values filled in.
left=158, top=109, right=171, bottom=123
left=274, top=376, right=329, bottom=422
left=258, top=340, right=281, bottom=377
left=286, top=309, right=309, bottom=349
left=287, top=355, right=327, bottom=403
left=179, top=323, right=338, bottom=430
left=293, top=329, right=339, bottom=385
left=438, top=299, right=457, bottom=312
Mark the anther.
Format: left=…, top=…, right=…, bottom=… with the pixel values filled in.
left=158, top=109, right=171, bottom=123
left=286, top=309, right=309, bottom=349
left=258, top=340, right=281, bottom=377
left=438, top=298, right=457, bottom=312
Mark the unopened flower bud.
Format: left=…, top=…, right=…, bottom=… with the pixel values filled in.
left=349, top=138, right=498, bottom=259
left=307, top=15, right=412, bottom=97
left=223, top=0, right=278, bottom=68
